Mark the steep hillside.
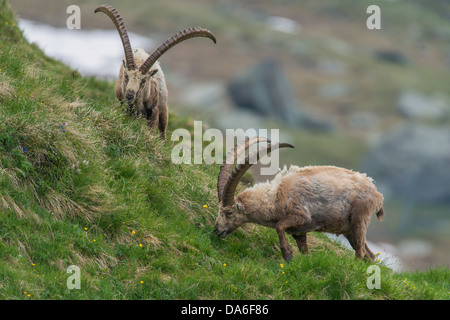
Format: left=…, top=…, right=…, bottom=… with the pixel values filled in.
left=0, top=1, right=448, bottom=301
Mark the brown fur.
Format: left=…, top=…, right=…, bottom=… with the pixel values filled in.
left=116, top=49, right=168, bottom=140
left=214, top=165, right=384, bottom=262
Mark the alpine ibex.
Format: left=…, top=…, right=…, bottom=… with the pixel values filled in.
left=95, top=5, right=216, bottom=140
left=214, top=137, right=385, bottom=262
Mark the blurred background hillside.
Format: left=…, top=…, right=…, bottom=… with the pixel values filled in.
left=8, top=0, right=450, bottom=271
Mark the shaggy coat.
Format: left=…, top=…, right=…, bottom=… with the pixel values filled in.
left=115, top=49, right=168, bottom=139
left=215, top=165, right=384, bottom=261
left=95, top=5, right=216, bottom=141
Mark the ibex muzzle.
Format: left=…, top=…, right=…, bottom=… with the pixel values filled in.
left=125, top=91, right=135, bottom=103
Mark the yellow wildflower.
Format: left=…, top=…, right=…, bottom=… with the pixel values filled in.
left=203, top=205, right=208, bottom=208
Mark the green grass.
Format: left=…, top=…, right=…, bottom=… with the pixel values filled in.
left=0, top=1, right=448, bottom=300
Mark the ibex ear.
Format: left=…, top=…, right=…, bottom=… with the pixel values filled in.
left=122, top=60, right=126, bottom=68
left=149, top=69, right=158, bottom=77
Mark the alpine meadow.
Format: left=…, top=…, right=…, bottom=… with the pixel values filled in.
left=0, top=0, right=449, bottom=301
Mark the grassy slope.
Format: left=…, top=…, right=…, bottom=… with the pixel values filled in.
left=0, top=2, right=448, bottom=300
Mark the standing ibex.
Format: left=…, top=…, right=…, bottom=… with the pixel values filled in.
left=95, top=5, right=216, bottom=140
left=214, top=137, right=385, bottom=262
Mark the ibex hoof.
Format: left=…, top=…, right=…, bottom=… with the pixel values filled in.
left=283, top=252, right=293, bottom=262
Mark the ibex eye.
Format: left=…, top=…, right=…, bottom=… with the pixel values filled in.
left=225, top=211, right=232, bottom=217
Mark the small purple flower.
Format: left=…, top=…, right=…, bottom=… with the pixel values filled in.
left=22, top=147, right=27, bottom=152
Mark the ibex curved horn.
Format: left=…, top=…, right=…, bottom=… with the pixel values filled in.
left=94, top=4, right=137, bottom=70
left=220, top=140, right=294, bottom=207
left=217, top=137, right=269, bottom=203
left=139, top=27, right=217, bottom=75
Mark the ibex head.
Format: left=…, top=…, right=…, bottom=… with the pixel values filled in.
left=120, top=63, right=158, bottom=104
left=94, top=4, right=216, bottom=105
left=214, top=137, right=294, bottom=238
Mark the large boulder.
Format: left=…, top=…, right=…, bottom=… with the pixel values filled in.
left=397, top=90, right=450, bottom=121
left=362, top=124, right=450, bottom=204
left=227, top=58, right=332, bottom=131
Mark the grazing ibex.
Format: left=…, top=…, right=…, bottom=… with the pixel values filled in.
left=95, top=5, right=216, bottom=140
left=214, top=137, right=385, bottom=262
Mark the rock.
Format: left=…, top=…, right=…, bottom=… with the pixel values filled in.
left=213, top=109, right=269, bottom=133
left=347, top=112, right=379, bottom=130
left=266, top=16, right=301, bottom=35
left=362, top=124, right=450, bottom=204
left=397, top=90, right=450, bottom=120
left=398, top=239, right=432, bottom=259
left=227, top=58, right=332, bottom=131
left=317, top=58, right=348, bottom=75
left=318, top=83, right=351, bottom=99
left=179, top=81, right=227, bottom=110
left=375, top=50, right=408, bottom=65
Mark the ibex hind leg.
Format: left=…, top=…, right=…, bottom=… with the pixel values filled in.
left=364, top=242, right=376, bottom=261
left=292, top=233, right=308, bottom=254
left=345, top=233, right=368, bottom=261
left=347, top=199, right=378, bottom=261
left=346, top=221, right=374, bottom=260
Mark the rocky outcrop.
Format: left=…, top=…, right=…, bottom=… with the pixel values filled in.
left=363, top=124, right=450, bottom=204
left=397, top=90, right=450, bottom=121
left=227, top=58, right=333, bottom=131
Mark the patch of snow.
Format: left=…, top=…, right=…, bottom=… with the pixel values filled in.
left=266, top=16, right=301, bottom=34
left=19, top=19, right=154, bottom=79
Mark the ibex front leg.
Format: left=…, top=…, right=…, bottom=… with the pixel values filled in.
left=275, top=214, right=309, bottom=262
